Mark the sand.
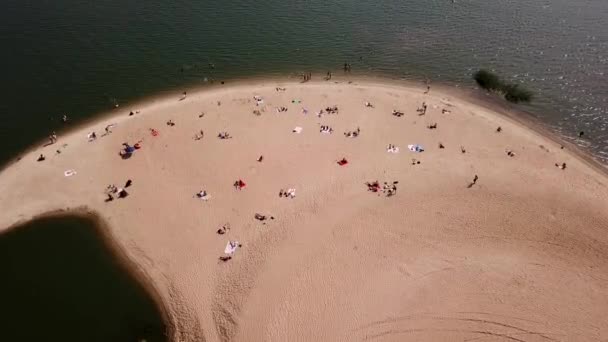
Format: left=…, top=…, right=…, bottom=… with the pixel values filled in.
left=1, top=78, right=607, bottom=342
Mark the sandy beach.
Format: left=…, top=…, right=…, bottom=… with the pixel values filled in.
left=1, top=78, right=607, bottom=341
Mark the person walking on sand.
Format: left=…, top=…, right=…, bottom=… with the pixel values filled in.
left=473, top=175, right=478, bottom=184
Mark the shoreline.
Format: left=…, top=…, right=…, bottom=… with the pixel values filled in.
left=1, top=79, right=607, bottom=341
left=0, top=208, right=176, bottom=341
left=3, top=74, right=606, bottom=176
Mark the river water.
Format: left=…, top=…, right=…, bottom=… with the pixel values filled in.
left=1, top=0, right=607, bottom=166
left=0, top=215, right=167, bottom=342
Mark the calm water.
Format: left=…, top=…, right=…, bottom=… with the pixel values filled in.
left=0, top=215, right=167, bottom=342
left=0, top=0, right=607, bottom=166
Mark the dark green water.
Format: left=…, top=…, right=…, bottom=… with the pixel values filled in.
left=1, top=0, right=607, bottom=166
left=0, top=215, right=167, bottom=342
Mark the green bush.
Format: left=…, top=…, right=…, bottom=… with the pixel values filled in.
left=473, top=69, right=533, bottom=103
left=474, top=69, right=502, bottom=91
left=503, top=84, right=533, bottom=103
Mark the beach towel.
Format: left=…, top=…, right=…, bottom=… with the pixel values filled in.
left=224, top=241, right=240, bottom=255
left=408, top=144, right=424, bottom=153
left=235, top=179, right=246, bottom=190
left=64, top=169, right=77, bottom=177
left=293, top=126, right=303, bottom=134
left=286, top=188, right=296, bottom=198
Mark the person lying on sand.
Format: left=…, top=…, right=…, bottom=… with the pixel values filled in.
left=217, top=223, right=230, bottom=235
left=104, top=124, right=114, bottom=134
left=117, top=188, right=128, bottom=198
left=417, top=102, right=427, bottom=115
left=325, top=105, right=339, bottom=114
left=365, top=102, right=374, bottom=108
left=320, top=125, right=334, bottom=134
left=37, top=154, right=45, bottom=162
left=254, top=213, right=275, bottom=221
left=555, top=162, right=567, bottom=170
left=392, top=110, right=404, bottom=117
left=233, top=179, right=246, bottom=190
left=366, top=181, right=381, bottom=192
left=442, top=108, right=451, bottom=114
left=166, top=120, right=175, bottom=126
left=217, top=132, right=232, bottom=139
left=427, top=123, right=437, bottom=129
left=439, top=142, right=445, bottom=149
left=194, top=130, right=204, bottom=140
left=506, top=149, right=516, bottom=157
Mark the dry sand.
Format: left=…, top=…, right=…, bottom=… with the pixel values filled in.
left=1, top=78, right=607, bottom=342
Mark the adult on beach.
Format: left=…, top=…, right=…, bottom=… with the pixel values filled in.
left=1, top=81, right=607, bottom=342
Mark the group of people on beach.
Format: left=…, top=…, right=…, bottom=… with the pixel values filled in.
left=302, top=72, right=312, bottom=82
left=320, top=125, right=334, bottom=134
left=104, top=180, right=132, bottom=201
left=36, top=81, right=589, bottom=267
left=366, top=181, right=398, bottom=197
left=344, top=127, right=360, bottom=138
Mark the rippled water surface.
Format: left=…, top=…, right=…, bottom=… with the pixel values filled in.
left=1, top=0, right=607, bottom=164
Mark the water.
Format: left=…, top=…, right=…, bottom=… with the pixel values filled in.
left=0, top=0, right=607, bottom=166
left=0, top=215, right=167, bottom=342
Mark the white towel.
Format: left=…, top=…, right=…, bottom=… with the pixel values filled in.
left=293, top=126, right=303, bottom=134
left=64, top=169, right=77, bottom=177
left=224, top=241, right=240, bottom=255
left=286, top=188, right=296, bottom=198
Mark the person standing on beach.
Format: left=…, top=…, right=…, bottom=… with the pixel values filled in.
left=49, top=131, right=57, bottom=144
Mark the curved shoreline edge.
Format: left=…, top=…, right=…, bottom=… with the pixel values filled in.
left=1, top=207, right=179, bottom=341
left=2, top=75, right=606, bottom=175
left=1, top=78, right=607, bottom=341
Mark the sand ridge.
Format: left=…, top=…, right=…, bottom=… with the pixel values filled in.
left=1, top=79, right=607, bottom=341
